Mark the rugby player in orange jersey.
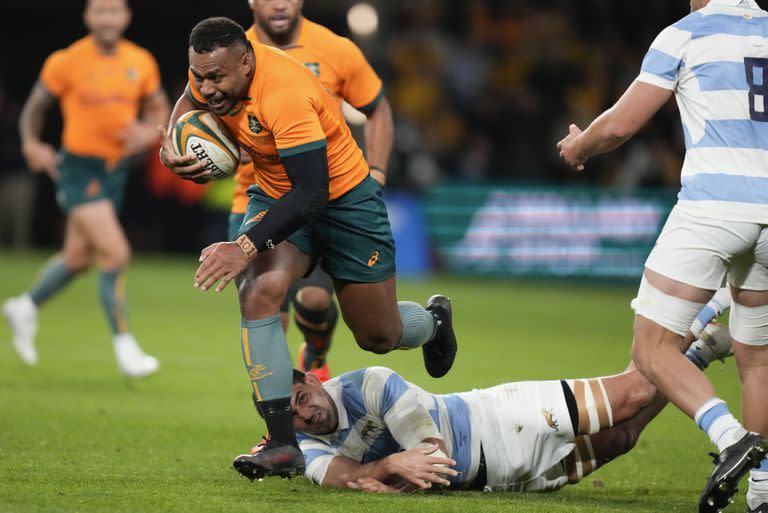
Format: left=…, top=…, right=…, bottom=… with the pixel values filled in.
left=224, top=0, right=395, bottom=384
left=4, top=0, right=169, bottom=378
left=159, top=18, right=456, bottom=479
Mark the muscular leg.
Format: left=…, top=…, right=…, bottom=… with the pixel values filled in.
left=631, top=269, right=717, bottom=417
left=732, top=288, right=768, bottom=511
left=238, top=242, right=310, bottom=447
left=334, top=277, right=404, bottom=354
left=70, top=200, right=131, bottom=334
left=294, top=285, right=337, bottom=372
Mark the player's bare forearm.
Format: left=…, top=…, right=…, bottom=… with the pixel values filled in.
left=321, top=455, right=396, bottom=488
left=574, top=81, right=672, bottom=163
left=166, top=92, right=203, bottom=135
left=141, top=89, right=172, bottom=130
left=18, top=81, right=54, bottom=145
left=364, top=97, right=393, bottom=186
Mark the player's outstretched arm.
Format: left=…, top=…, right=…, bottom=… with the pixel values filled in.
left=322, top=444, right=457, bottom=490
left=18, top=81, right=60, bottom=179
left=557, top=80, right=672, bottom=171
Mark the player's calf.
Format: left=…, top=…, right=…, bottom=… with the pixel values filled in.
left=293, top=292, right=337, bottom=374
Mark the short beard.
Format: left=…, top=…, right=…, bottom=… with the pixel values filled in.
left=259, top=16, right=299, bottom=47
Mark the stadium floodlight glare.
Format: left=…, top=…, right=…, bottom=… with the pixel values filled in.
left=347, top=2, right=378, bottom=37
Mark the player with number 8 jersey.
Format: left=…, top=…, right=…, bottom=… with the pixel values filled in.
left=557, top=2, right=768, bottom=512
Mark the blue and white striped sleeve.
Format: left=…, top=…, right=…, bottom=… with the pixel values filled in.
left=638, top=24, right=692, bottom=90
left=297, top=434, right=339, bottom=485
left=362, top=367, right=441, bottom=450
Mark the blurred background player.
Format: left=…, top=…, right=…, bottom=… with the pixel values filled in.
left=3, top=0, right=169, bottom=377
left=557, top=1, right=768, bottom=511
left=161, top=18, right=455, bottom=480
left=226, top=0, right=394, bottom=382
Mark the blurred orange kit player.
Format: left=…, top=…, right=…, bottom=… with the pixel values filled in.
left=4, top=0, right=170, bottom=377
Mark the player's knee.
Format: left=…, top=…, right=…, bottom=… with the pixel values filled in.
left=615, top=422, right=642, bottom=456
left=354, top=331, right=398, bottom=354
left=103, top=244, right=131, bottom=270
left=63, top=252, right=91, bottom=272
left=296, top=287, right=332, bottom=312
left=239, top=272, right=290, bottom=312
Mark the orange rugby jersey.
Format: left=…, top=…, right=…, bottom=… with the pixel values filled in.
left=229, top=18, right=383, bottom=214
left=39, top=36, right=161, bottom=165
left=188, top=42, right=369, bottom=202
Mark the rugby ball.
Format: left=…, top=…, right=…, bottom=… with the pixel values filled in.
left=172, top=110, right=239, bottom=180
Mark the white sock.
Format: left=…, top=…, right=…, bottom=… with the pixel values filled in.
left=694, top=398, right=747, bottom=452
left=748, top=473, right=768, bottom=510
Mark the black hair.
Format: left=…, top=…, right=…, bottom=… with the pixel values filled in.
left=189, top=17, right=248, bottom=54
left=252, top=370, right=307, bottom=419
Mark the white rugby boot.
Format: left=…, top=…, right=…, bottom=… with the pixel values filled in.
left=690, top=323, right=733, bottom=365
left=2, top=294, right=38, bottom=365
left=113, top=333, right=159, bottom=378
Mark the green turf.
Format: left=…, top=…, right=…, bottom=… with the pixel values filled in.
left=0, top=251, right=744, bottom=512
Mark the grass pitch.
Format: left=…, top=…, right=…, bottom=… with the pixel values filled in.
left=0, top=251, right=742, bottom=512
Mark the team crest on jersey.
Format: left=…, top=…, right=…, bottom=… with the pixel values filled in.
left=126, top=67, right=138, bottom=81
left=248, top=114, right=263, bottom=134
left=304, top=62, right=320, bottom=77
left=542, top=408, right=560, bottom=432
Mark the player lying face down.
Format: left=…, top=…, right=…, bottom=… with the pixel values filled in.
left=270, top=322, right=731, bottom=493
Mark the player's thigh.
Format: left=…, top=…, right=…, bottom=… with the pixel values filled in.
left=70, top=199, right=130, bottom=270
left=645, top=206, right=763, bottom=291
left=238, top=241, right=312, bottom=318
left=333, top=276, right=401, bottom=342
left=61, top=215, right=92, bottom=270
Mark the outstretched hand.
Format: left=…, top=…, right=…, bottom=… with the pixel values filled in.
left=194, top=242, right=250, bottom=292
left=158, top=125, right=213, bottom=183
left=385, top=445, right=458, bottom=490
left=557, top=123, right=586, bottom=171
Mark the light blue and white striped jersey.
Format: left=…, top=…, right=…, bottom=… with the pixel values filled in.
left=638, top=0, right=768, bottom=223
left=296, top=367, right=480, bottom=487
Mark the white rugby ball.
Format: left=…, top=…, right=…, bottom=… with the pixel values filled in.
left=172, top=110, right=239, bottom=180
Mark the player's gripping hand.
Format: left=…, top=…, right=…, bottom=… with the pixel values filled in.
left=194, top=241, right=252, bottom=292
left=158, top=125, right=213, bottom=184
left=22, top=139, right=61, bottom=180
left=384, top=445, right=457, bottom=490
left=557, top=124, right=586, bottom=171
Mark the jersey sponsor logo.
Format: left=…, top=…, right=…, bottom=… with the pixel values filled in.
left=246, top=210, right=268, bottom=225
left=360, top=420, right=377, bottom=441
left=126, top=67, right=138, bottom=82
left=266, top=239, right=275, bottom=249
left=304, top=62, right=320, bottom=77
left=542, top=408, right=560, bottom=433
left=367, top=250, right=380, bottom=267
left=86, top=179, right=101, bottom=197
left=248, top=113, right=263, bottom=134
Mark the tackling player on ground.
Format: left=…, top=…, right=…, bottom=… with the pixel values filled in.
left=241, top=312, right=733, bottom=492
left=4, top=0, right=169, bottom=378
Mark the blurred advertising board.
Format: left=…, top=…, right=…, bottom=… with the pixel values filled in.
left=425, top=185, right=677, bottom=279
